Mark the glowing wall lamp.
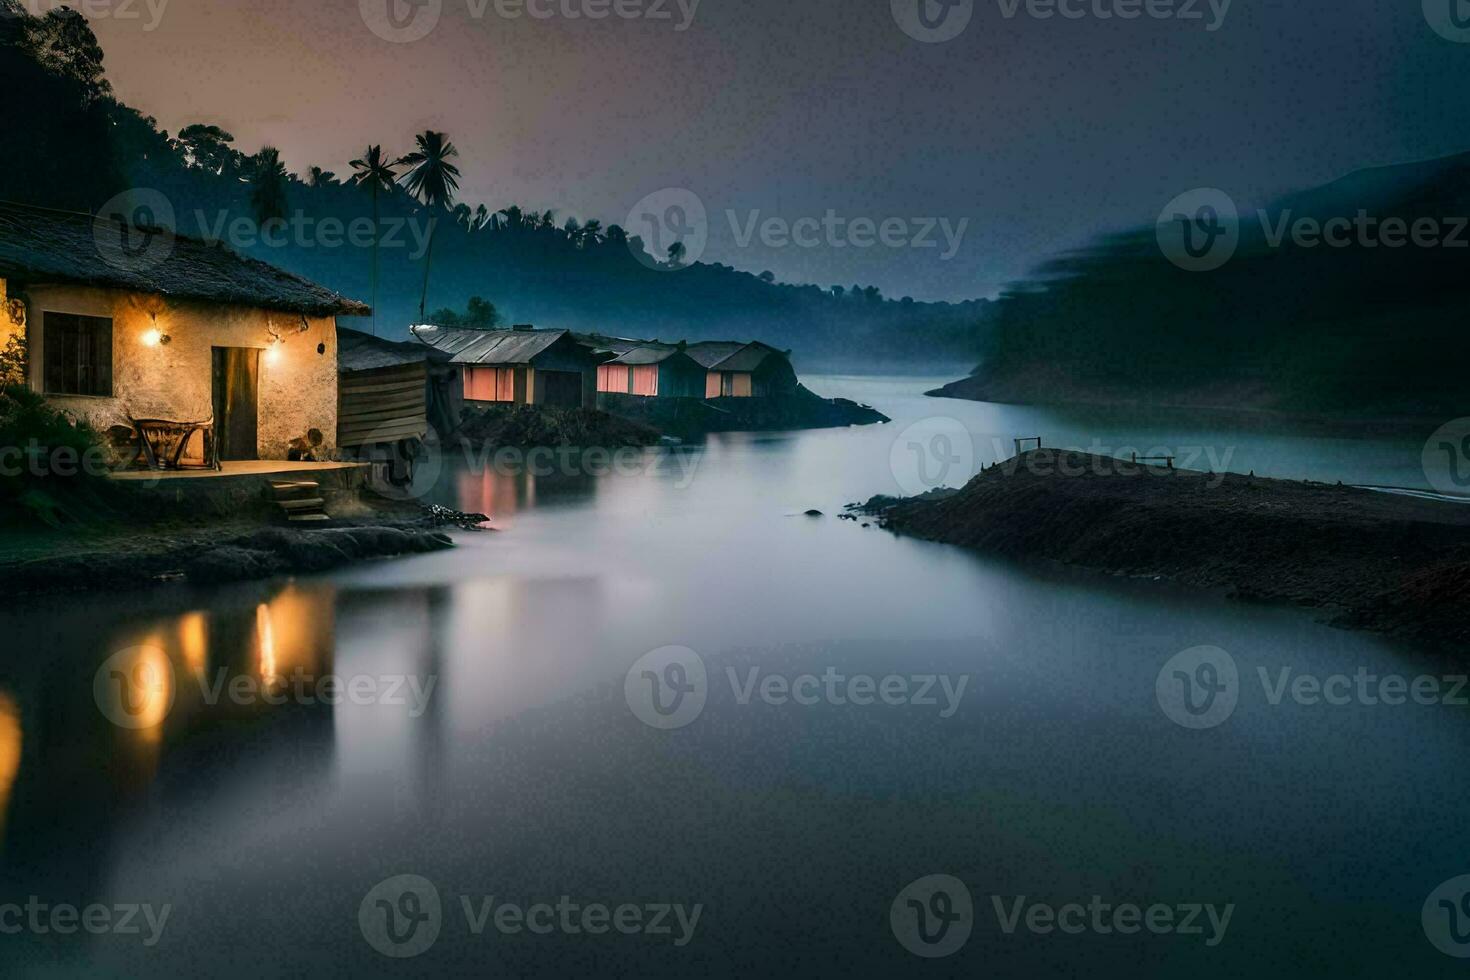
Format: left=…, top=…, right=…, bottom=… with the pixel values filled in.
left=141, top=312, right=170, bottom=347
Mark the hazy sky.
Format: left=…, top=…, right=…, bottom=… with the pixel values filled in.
left=85, top=0, right=1470, bottom=301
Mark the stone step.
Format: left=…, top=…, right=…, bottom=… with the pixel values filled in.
left=278, top=497, right=327, bottom=511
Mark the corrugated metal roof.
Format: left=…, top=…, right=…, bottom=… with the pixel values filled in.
left=339, top=328, right=439, bottom=372
left=609, top=345, right=684, bottom=365
left=709, top=345, right=778, bottom=373
left=412, top=324, right=569, bottom=364
left=684, top=341, right=749, bottom=368
left=0, top=200, right=369, bottom=317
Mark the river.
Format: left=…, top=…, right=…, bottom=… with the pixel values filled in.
left=1, top=376, right=1465, bottom=977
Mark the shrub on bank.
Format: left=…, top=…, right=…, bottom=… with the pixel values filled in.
left=0, top=384, right=111, bottom=526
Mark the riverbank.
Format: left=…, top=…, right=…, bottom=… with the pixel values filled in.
left=0, top=507, right=455, bottom=597
left=860, top=449, right=1470, bottom=647
left=598, top=385, right=888, bottom=441
left=925, top=373, right=1443, bottom=435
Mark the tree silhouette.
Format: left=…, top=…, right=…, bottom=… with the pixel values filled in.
left=397, top=131, right=462, bottom=323
left=249, top=147, right=290, bottom=226
left=348, top=144, right=399, bottom=336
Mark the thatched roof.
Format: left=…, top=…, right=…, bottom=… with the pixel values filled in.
left=0, top=200, right=370, bottom=317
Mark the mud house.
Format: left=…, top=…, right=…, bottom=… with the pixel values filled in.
left=0, top=201, right=368, bottom=462
left=411, top=324, right=597, bottom=409
left=685, top=341, right=798, bottom=399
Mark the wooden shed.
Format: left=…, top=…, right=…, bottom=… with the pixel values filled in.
left=337, top=328, right=461, bottom=448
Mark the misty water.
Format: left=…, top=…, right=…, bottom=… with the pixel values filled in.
left=2, top=377, right=1464, bottom=977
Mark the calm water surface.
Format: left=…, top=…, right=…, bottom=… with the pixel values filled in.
left=1, top=377, right=1464, bottom=977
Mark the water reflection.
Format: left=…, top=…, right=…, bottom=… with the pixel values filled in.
left=0, top=691, right=19, bottom=841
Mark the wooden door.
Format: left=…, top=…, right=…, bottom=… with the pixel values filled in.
left=212, top=347, right=260, bottom=461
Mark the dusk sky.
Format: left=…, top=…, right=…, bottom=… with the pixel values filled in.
left=87, top=0, right=1470, bottom=301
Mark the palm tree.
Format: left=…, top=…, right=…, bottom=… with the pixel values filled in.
left=397, top=131, right=462, bottom=323
left=473, top=204, right=489, bottom=232
left=307, top=166, right=338, bottom=188
left=348, top=145, right=398, bottom=335
left=249, top=147, right=289, bottom=227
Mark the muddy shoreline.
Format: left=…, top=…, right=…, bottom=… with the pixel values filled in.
left=860, top=450, right=1470, bottom=648
left=0, top=516, right=456, bottom=598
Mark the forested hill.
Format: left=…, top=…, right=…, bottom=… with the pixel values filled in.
left=933, top=149, right=1470, bottom=418
left=0, top=2, right=988, bottom=369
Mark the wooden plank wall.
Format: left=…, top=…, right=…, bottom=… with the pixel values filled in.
left=338, top=362, right=429, bottom=447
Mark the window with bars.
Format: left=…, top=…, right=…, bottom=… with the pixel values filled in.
left=43, top=313, right=113, bottom=397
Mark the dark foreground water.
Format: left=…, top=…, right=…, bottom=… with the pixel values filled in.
left=1, top=378, right=1466, bottom=978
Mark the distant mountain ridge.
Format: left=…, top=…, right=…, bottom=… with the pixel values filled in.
left=931, top=149, right=1470, bottom=418
left=0, top=2, right=990, bottom=372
